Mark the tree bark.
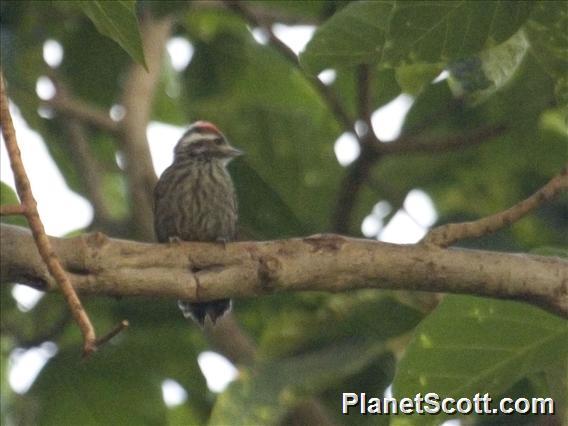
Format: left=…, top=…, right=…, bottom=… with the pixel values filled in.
left=2, top=224, right=566, bottom=318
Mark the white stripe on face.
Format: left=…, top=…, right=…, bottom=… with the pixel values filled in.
left=179, top=132, right=220, bottom=149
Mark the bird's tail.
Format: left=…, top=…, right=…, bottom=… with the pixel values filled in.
left=178, top=299, right=232, bottom=327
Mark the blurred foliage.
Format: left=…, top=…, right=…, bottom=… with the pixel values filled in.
left=392, top=296, right=568, bottom=426
left=78, top=1, right=147, bottom=69
left=0, top=182, right=27, bottom=227
left=210, top=339, right=388, bottom=425
left=0, top=1, right=566, bottom=425
left=300, top=1, right=533, bottom=74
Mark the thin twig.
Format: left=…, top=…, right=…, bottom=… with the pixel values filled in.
left=357, top=64, right=373, bottom=135
left=332, top=149, right=380, bottom=233
left=63, top=119, right=114, bottom=224
left=0, top=204, right=26, bottom=215
left=380, top=124, right=506, bottom=155
left=47, top=94, right=119, bottom=134
left=0, top=72, right=97, bottom=357
left=194, top=0, right=322, bottom=25
left=94, top=320, right=130, bottom=349
left=423, top=167, right=568, bottom=248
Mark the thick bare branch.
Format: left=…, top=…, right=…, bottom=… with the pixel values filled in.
left=119, top=14, right=173, bottom=241
left=204, top=315, right=257, bottom=365
left=423, top=168, right=568, bottom=247
left=3, top=224, right=566, bottom=318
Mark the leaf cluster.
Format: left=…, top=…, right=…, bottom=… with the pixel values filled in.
left=1, top=1, right=566, bottom=425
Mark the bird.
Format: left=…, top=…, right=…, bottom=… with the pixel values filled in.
left=153, top=121, right=242, bottom=326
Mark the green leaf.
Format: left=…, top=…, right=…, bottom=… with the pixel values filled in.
left=78, top=1, right=147, bottom=70
left=313, top=67, right=402, bottom=123
left=259, top=294, right=423, bottom=358
left=60, top=15, right=131, bottom=107
left=30, top=347, right=167, bottom=425
left=0, top=336, right=15, bottom=426
left=395, top=63, right=443, bottom=96
left=544, top=360, right=568, bottom=424
left=474, top=376, right=556, bottom=425
left=448, top=30, right=530, bottom=105
left=525, top=2, right=568, bottom=105
left=392, top=296, right=568, bottom=425
left=29, top=323, right=211, bottom=426
left=300, top=1, right=394, bottom=74
left=0, top=182, right=27, bottom=227
left=321, top=353, right=396, bottom=426
left=300, top=0, right=534, bottom=74
left=248, top=0, right=331, bottom=21
left=209, top=340, right=387, bottom=425
left=232, top=159, right=309, bottom=239
left=386, top=1, right=533, bottom=64
left=0, top=181, right=19, bottom=205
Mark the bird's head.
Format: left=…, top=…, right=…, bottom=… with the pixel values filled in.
left=174, top=121, right=243, bottom=162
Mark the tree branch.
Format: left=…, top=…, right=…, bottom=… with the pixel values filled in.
left=379, top=124, right=507, bottom=155
left=1, top=74, right=127, bottom=357
left=204, top=315, right=257, bottom=366
left=330, top=65, right=381, bottom=234
left=331, top=125, right=507, bottom=234
left=331, top=148, right=380, bottom=233
left=2, top=224, right=566, bottom=318
left=423, top=168, right=568, bottom=247
left=46, top=80, right=119, bottom=133
left=95, top=320, right=130, bottom=348
left=1, top=73, right=96, bottom=356
left=193, top=0, right=322, bottom=26
left=63, top=119, right=114, bottom=225
left=0, top=204, right=26, bottom=215
left=357, top=64, right=373, bottom=133
left=119, top=14, right=173, bottom=241
left=48, top=77, right=119, bottom=227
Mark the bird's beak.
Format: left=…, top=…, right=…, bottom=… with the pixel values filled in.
left=225, top=146, right=244, bottom=157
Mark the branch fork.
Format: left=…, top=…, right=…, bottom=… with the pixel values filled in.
left=1, top=73, right=126, bottom=357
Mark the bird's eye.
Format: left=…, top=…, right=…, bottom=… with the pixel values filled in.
left=214, top=138, right=224, bottom=145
